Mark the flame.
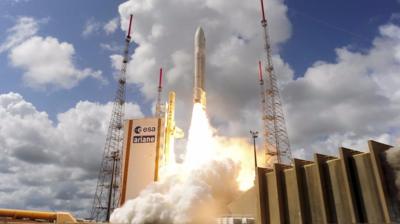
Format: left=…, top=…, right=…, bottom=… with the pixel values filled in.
left=183, top=103, right=256, bottom=191
left=184, top=103, right=216, bottom=169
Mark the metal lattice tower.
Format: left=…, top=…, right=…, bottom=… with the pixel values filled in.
left=90, top=14, right=133, bottom=222
left=258, top=0, right=292, bottom=166
left=155, top=67, right=163, bottom=118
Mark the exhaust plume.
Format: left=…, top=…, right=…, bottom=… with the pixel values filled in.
left=385, top=146, right=400, bottom=200
left=110, top=104, right=257, bottom=223
left=110, top=159, right=240, bottom=224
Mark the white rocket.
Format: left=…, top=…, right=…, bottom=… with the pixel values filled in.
left=193, top=27, right=206, bottom=109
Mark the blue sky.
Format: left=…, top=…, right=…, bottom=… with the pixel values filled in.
left=0, top=0, right=400, bottom=217
left=284, top=0, right=400, bottom=76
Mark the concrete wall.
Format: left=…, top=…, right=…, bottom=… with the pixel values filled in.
left=229, top=140, right=400, bottom=223
left=301, top=162, right=326, bottom=222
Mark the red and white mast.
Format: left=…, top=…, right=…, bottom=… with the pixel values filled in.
left=90, top=14, right=134, bottom=222
left=258, top=0, right=293, bottom=166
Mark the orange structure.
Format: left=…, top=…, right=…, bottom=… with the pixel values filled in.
left=0, top=208, right=77, bottom=223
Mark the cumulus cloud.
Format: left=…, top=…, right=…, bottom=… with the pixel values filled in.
left=9, top=36, right=105, bottom=89
left=0, top=16, right=40, bottom=53
left=83, top=17, right=120, bottom=37
left=115, top=0, right=292, bottom=146
left=114, top=0, right=400, bottom=160
left=0, top=16, right=104, bottom=90
left=0, top=92, right=143, bottom=216
left=82, top=18, right=102, bottom=37
left=104, top=17, right=119, bottom=35
left=283, top=23, right=400, bottom=157
left=100, top=42, right=122, bottom=52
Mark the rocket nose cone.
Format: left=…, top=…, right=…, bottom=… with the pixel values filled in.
left=195, top=27, right=204, bottom=37
left=195, top=27, right=205, bottom=47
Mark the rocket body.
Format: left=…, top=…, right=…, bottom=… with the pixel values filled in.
left=193, top=27, right=206, bottom=108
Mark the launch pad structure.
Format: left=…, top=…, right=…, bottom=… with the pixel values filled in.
left=91, top=17, right=202, bottom=220
left=258, top=0, right=293, bottom=166
left=89, top=0, right=293, bottom=220
left=87, top=2, right=399, bottom=224
left=90, top=15, right=133, bottom=222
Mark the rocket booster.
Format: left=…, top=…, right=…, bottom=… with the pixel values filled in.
left=193, top=27, right=206, bottom=108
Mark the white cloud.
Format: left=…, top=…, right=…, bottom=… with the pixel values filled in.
left=284, top=23, right=400, bottom=157
left=293, top=133, right=394, bottom=160
left=0, top=16, right=103, bottom=90
left=100, top=42, right=122, bottom=52
left=104, top=17, right=119, bottom=35
left=0, top=17, right=39, bottom=53
left=9, top=36, right=105, bottom=89
left=83, top=17, right=119, bottom=37
left=115, top=0, right=399, bottom=160
left=82, top=18, right=102, bottom=37
left=115, top=0, right=292, bottom=142
left=0, top=92, right=143, bottom=216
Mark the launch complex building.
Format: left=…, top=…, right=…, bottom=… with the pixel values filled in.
left=228, top=140, right=400, bottom=223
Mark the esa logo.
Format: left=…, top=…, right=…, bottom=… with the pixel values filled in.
left=134, top=126, right=156, bottom=134
left=133, top=125, right=156, bottom=144
left=134, top=126, right=142, bottom=134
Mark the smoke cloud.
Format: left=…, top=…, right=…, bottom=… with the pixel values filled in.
left=385, top=147, right=400, bottom=200
left=111, top=104, right=258, bottom=223
left=110, top=158, right=241, bottom=224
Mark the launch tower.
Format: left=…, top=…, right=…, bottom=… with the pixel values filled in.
left=258, top=0, right=293, bottom=166
left=90, top=15, right=133, bottom=222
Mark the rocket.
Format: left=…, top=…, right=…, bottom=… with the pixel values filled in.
left=193, top=27, right=206, bottom=109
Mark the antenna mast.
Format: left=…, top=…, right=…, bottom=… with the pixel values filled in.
left=258, top=0, right=293, bottom=166
left=90, top=14, right=133, bottom=222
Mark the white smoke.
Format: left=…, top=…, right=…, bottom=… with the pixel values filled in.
left=385, top=147, right=400, bottom=200
left=110, top=159, right=241, bottom=224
